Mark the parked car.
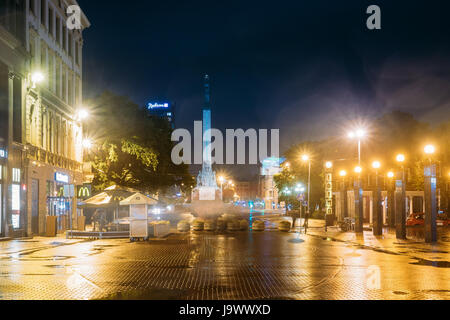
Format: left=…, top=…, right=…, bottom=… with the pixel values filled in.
left=406, top=212, right=450, bottom=227
left=406, top=213, right=424, bottom=227
left=437, top=213, right=450, bottom=227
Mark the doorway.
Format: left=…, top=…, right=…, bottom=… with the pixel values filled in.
left=31, top=179, right=39, bottom=235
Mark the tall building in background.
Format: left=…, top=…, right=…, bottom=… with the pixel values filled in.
left=0, top=0, right=90, bottom=238
left=260, top=157, right=283, bottom=209
left=147, top=101, right=176, bottom=129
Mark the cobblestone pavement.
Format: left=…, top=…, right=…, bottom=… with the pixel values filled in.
left=0, top=228, right=449, bottom=300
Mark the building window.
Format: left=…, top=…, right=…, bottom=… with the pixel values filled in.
left=48, top=6, right=53, bottom=36
left=12, top=168, right=21, bottom=183
left=56, top=16, right=60, bottom=45
left=75, top=42, right=80, bottom=65
left=62, top=25, right=67, bottom=51
left=40, top=0, right=46, bottom=28
left=68, top=32, right=72, bottom=57
left=30, top=0, right=35, bottom=15
left=13, top=77, right=22, bottom=143
left=62, top=69, right=66, bottom=102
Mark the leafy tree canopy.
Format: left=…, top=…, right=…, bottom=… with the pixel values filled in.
left=84, top=91, right=194, bottom=194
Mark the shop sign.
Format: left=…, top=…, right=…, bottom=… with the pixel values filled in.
left=55, top=172, right=69, bottom=184
left=77, top=184, right=92, bottom=199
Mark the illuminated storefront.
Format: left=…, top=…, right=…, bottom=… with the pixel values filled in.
left=45, top=171, right=77, bottom=233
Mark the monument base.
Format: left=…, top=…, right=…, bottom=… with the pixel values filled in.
left=191, top=188, right=224, bottom=218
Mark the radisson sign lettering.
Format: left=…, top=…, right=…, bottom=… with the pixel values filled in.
left=55, top=172, right=69, bottom=184
left=147, top=102, right=169, bottom=109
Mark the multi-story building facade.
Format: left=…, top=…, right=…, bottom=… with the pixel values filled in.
left=0, top=0, right=89, bottom=238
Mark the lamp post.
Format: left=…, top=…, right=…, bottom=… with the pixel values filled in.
left=387, top=171, right=396, bottom=228
left=339, top=170, right=348, bottom=222
left=395, top=154, right=407, bottom=240
left=354, top=166, right=364, bottom=233
left=348, top=129, right=366, bottom=165
left=219, top=176, right=225, bottom=199
left=372, top=161, right=383, bottom=236
left=424, top=145, right=437, bottom=243
left=302, top=155, right=311, bottom=217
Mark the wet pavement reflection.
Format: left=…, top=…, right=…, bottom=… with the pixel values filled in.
left=0, top=228, right=449, bottom=300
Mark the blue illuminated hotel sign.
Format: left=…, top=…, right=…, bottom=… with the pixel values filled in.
left=0, top=148, right=7, bottom=159
left=55, top=172, right=69, bottom=184
left=148, top=102, right=169, bottom=109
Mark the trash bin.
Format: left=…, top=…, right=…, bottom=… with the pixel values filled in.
left=46, top=216, right=57, bottom=237
left=325, top=214, right=335, bottom=227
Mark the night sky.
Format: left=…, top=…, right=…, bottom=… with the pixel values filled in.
left=77, top=0, right=450, bottom=177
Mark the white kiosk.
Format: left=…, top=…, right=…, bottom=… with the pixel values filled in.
left=120, top=193, right=157, bottom=241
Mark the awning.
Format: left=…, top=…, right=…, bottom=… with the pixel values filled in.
left=120, top=193, right=158, bottom=206
left=78, top=185, right=139, bottom=208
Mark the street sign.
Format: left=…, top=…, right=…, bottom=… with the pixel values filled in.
left=63, top=185, right=75, bottom=197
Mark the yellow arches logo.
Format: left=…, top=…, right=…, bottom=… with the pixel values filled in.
left=77, top=185, right=92, bottom=199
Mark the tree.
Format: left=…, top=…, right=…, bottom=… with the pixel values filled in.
left=84, top=91, right=194, bottom=194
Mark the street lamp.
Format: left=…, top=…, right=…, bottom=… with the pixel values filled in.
left=353, top=165, right=364, bottom=233
left=82, top=138, right=93, bottom=150
left=348, top=128, right=366, bottom=165
left=31, top=71, right=45, bottom=89
left=372, top=161, right=383, bottom=236
left=424, top=144, right=436, bottom=155
left=387, top=171, right=395, bottom=179
left=76, top=109, right=89, bottom=121
left=340, top=170, right=347, bottom=177
left=325, top=161, right=333, bottom=169
left=218, top=176, right=226, bottom=196
left=301, top=154, right=311, bottom=216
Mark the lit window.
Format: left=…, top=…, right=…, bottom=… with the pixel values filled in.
left=12, top=168, right=21, bottom=183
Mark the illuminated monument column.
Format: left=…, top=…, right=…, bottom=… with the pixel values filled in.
left=192, top=75, right=223, bottom=215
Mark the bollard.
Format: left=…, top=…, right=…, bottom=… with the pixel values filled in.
left=239, top=220, right=249, bottom=231
left=177, top=220, right=191, bottom=233
left=278, top=220, right=291, bottom=232
left=204, top=220, right=216, bottom=232
left=192, top=219, right=205, bottom=232
left=252, top=220, right=265, bottom=232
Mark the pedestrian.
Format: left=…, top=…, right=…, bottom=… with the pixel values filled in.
left=99, top=209, right=107, bottom=232
left=92, top=209, right=100, bottom=231
left=304, top=211, right=310, bottom=233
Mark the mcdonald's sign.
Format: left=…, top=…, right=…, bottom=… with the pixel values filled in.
left=77, top=184, right=92, bottom=199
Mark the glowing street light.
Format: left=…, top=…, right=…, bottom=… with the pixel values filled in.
left=372, top=161, right=381, bottom=169
left=339, top=170, right=347, bottom=177
left=218, top=176, right=226, bottom=196
left=325, top=161, right=333, bottom=169
left=396, top=154, right=405, bottom=163
left=354, top=166, right=362, bottom=174
left=387, top=171, right=395, bottom=179
left=31, top=71, right=44, bottom=88
left=424, top=144, right=436, bottom=155
left=82, top=138, right=93, bottom=149
left=76, top=109, right=89, bottom=121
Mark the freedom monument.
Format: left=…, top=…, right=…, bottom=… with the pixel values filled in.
left=191, top=75, right=224, bottom=216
